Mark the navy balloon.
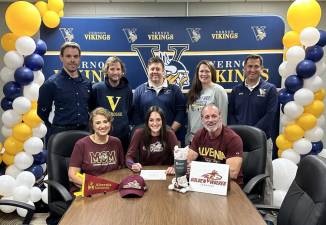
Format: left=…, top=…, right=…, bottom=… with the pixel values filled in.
left=26, top=165, right=44, bottom=180
left=296, top=60, right=316, bottom=79
left=310, top=141, right=324, bottom=155
left=33, top=150, right=48, bottom=165
left=1, top=97, right=13, bottom=110
left=305, top=45, right=324, bottom=62
left=14, top=67, right=34, bottom=85
left=317, top=30, right=326, bottom=47
left=284, top=75, right=303, bottom=93
left=34, top=39, right=47, bottom=55
left=3, top=81, right=22, bottom=100
left=279, top=88, right=294, bottom=105
left=25, top=53, right=44, bottom=71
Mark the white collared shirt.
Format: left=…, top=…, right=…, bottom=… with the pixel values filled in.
left=148, top=79, right=168, bottom=94
left=245, top=78, right=260, bottom=92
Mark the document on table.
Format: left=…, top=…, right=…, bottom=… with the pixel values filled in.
left=140, top=170, right=167, bottom=180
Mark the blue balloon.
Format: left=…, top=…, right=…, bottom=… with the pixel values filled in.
left=296, top=60, right=316, bottom=79
left=278, top=88, right=294, bottom=105
left=33, top=150, right=48, bottom=165
left=284, top=75, right=303, bottom=93
left=14, top=67, right=34, bottom=86
left=317, top=30, right=326, bottom=47
left=34, top=39, right=47, bottom=55
left=310, top=141, right=324, bottom=155
left=1, top=97, right=13, bottom=110
left=305, top=45, right=324, bottom=62
left=26, top=165, right=44, bottom=180
left=3, top=81, right=22, bottom=100
left=25, top=53, right=44, bottom=71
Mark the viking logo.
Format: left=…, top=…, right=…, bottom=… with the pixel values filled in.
left=186, top=28, right=201, bottom=43
left=59, top=28, right=74, bottom=42
left=251, top=26, right=266, bottom=41
left=122, top=28, right=138, bottom=43
left=131, top=44, right=190, bottom=89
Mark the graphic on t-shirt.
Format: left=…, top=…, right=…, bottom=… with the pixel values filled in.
left=149, top=141, right=163, bottom=153
left=198, top=147, right=225, bottom=162
left=190, top=95, right=212, bottom=111
left=106, top=96, right=123, bottom=116
left=89, top=151, right=117, bottom=166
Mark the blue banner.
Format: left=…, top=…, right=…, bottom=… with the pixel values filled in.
left=41, top=16, right=285, bottom=90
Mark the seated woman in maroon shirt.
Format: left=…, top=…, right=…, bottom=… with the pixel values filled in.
left=126, top=106, right=179, bottom=174
left=68, top=107, right=124, bottom=189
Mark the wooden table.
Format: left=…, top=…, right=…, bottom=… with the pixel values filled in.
left=59, top=167, right=265, bottom=225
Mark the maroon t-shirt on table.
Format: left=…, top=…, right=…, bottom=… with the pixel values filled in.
left=69, top=136, right=125, bottom=176
left=190, top=126, right=243, bottom=185
left=126, top=128, right=179, bottom=167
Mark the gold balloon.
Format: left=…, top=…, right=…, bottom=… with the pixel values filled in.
left=4, top=136, right=24, bottom=155
left=296, top=113, right=317, bottom=130
left=48, top=0, right=64, bottom=13
left=12, top=123, right=33, bottom=142
left=5, top=1, right=41, bottom=36
left=284, top=123, right=304, bottom=142
left=276, top=134, right=293, bottom=151
left=282, top=31, right=301, bottom=49
left=31, top=101, right=38, bottom=109
left=43, top=10, right=60, bottom=28
left=2, top=152, right=15, bottom=166
left=23, top=109, right=42, bottom=128
left=304, top=100, right=325, bottom=118
left=59, top=10, right=64, bottom=17
left=1, top=33, right=18, bottom=51
left=287, top=0, right=321, bottom=32
left=35, top=1, right=48, bottom=17
left=314, top=88, right=325, bottom=101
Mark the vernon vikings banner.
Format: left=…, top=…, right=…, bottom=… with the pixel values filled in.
left=41, top=16, right=284, bottom=90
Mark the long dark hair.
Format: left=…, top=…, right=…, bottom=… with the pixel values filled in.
left=143, top=106, right=167, bottom=152
left=187, top=60, right=216, bottom=106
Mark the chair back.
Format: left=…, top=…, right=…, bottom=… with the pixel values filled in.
left=278, top=155, right=326, bottom=225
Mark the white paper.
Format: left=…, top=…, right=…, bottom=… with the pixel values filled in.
left=140, top=170, right=166, bottom=180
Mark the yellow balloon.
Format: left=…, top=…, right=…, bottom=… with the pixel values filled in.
left=35, top=1, right=48, bottom=17
left=287, top=0, right=321, bottom=32
left=282, top=31, right=301, bottom=48
left=12, top=123, right=33, bottom=142
left=283, top=49, right=288, bottom=61
left=48, top=0, right=64, bottom=13
left=43, top=10, right=60, bottom=28
left=4, top=136, right=24, bottom=155
left=58, top=10, right=64, bottom=17
left=304, top=100, right=325, bottom=117
left=1, top=32, right=18, bottom=51
left=31, top=101, right=38, bottom=109
left=5, top=1, right=41, bottom=36
left=2, top=152, right=15, bottom=166
left=314, top=88, right=325, bottom=101
left=296, top=113, right=317, bottom=130
left=284, top=123, right=304, bottom=142
left=276, top=134, right=293, bottom=151
left=23, top=109, right=42, bottom=128
left=0, top=155, right=2, bottom=164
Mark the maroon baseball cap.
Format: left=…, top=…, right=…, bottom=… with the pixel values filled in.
left=119, top=175, right=147, bottom=198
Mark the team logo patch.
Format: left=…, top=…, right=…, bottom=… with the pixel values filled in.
left=59, top=28, right=74, bottom=42
left=122, top=28, right=138, bottom=43
left=251, top=26, right=267, bottom=41
left=186, top=28, right=201, bottom=43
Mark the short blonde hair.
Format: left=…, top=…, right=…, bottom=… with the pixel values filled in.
left=89, top=107, right=113, bottom=133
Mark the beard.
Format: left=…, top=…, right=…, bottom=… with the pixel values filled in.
left=203, top=121, right=222, bottom=133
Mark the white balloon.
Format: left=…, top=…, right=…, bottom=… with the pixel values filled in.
left=43, top=174, right=48, bottom=188
left=318, top=149, right=326, bottom=159
left=16, top=171, right=36, bottom=188
left=24, top=137, right=43, bottom=155
left=293, top=138, right=312, bottom=155
left=23, top=82, right=40, bottom=101
left=5, top=165, right=22, bottom=178
left=285, top=62, right=297, bottom=76
left=13, top=186, right=30, bottom=202
left=15, top=36, right=36, bottom=56
left=41, top=188, right=48, bottom=204
left=278, top=61, right=289, bottom=78
left=12, top=96, right=32, bottom=115
left=317, top=115, right=325, bottom=128
left=29, top=187, right=42, bottom=202
left=1, top=109, right=22, bottom=128
left=0, top=196, right=16, bottom=213
left=281, top=149, right=301, bottom=164
left=17, top=200, right=34, bottom=217
left=315, top=60, right=326, bottom=77
left=32, top=123, right=47, bottom=138
left=273, top=158, right=298, bottom=191
left=1, top=125, right=12, bottom=137
left=273, top=190, right=287, bottom=207
left=0, top=67, right=14, bottom=83
left=41, top=163, right=47, bottom=173
left=286, top=45, right=305, bottom=64
left=300, top=27, right=320, bottom=47
left=14, top=152, right=34, bottom=170
left=293, top=88, right=314, bottom=106
left=0, top=175, right=17, bottom=196
left=3, top=50, right=24, bottom=70
left=283, top=101, right=304, bottom=119
left=303, top=75, right=323, bottom=92
left=280, top=114, right=294, bottom=127
left=305, top=126, right=324, bottom=142
left=33, top=70, right=45, bottom=86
